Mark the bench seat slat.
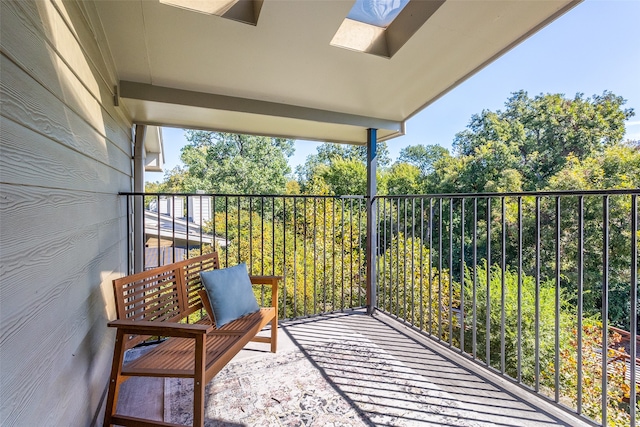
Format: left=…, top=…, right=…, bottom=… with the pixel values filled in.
left=121, top=309, right=274, bottom=376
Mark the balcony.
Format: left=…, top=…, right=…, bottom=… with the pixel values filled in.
left=121, top=189, right=639, bottom=426
left=116, top=310, right=591, bottom=426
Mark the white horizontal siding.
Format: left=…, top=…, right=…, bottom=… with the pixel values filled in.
left=0, top=0, right=132, bottom=425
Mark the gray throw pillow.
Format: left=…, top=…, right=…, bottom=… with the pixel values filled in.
left=200, top=263, right=259, bottom=328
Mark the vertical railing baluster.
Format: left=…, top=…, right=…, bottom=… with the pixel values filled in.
left=358, top=198, right=363, bottom=306
left=535, top=196, right=540, bottom=391
left=473, top=197, right=477, bottom=359
left=517, top=196, right=523, bottom=382
left=429, top=198, right=434, bottom=336
left=411, top=197, right=416, bottom=326
left=332, top=198, right=336, bottom=312
left=341, top=198, right=346, bottom=310
left=199, top=195, right=204, bottom=256
left=501, top=196, right=506, bottom=374
left=342, top=198, right=346, bottom=311
left=313, top=198, right=317, bottom=315
left=293, top=198, right=297, bottom=317
left=260, top=197, right=265, bottom=305
left=303, top=197, right=307, bottom=316
left=404, top=198, right=408, bottom=322
left=224, top=196, right=229, bottom=267
left=272, top=198, right=275, bottom=284
left=157, top=195, right=162, bottom=268
left=350, top=199, right=356, bottom=307
left=486, top=197, right=492, bottom=367
left=249, top=197, right=253, bottom=273
left=460, top=198, right=465, bottom=353
left=577, top=195, right=584, bottom=415
left=382, top=198, right=387, bottom=313
left=126, top=195, right=131, bottom=274
left=260, top=196, right=263, bottom=275
left=420, top=198, right=425, bottom=331
left=282, top=197, right=287, bottom=318
left=237, top=196, right=241, bottom=263
left=555, top=196, right=561, bottom=402
left=449, top=198, right=454, bottom=346
left=345, top=198, right=349, bottom=310
left=397, top=198, right=401, bottom=318
left=601, top=195, right=609, bottom=426
left=630, top=194, right=637, bottom=427
left=180, top=195, right=184, bottom=264
left=389, top=197, right=393, bottom=314
left=439, top=198, right=443, bottom=341
left=323, top=198, right=327, bottom=313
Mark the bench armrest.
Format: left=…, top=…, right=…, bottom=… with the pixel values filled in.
left=249, top=275, right=282, bottom=285
left=108, top=319, right=213, bottom=338
left=250, top=275, right=281, bottom=308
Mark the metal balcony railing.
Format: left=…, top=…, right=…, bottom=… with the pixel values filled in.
left=121, top=189, right=638, bottom=426
left=374, top=189, right=638, bottom=426
left=122, top=193, right=368, bottom=319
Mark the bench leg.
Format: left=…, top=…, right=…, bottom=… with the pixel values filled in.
left=270, top=315, right=278, bottom=353
left=193, top=334, right=206, bottom=427
left=104, top=330, right=126, bottom=427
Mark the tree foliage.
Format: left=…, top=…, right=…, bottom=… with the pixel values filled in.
left=398, top=144, right=449, bottom=176
left=452, top=91, right=633, bottom=191
left=157, top=131, right=294, bottom=194
left=296, top=142, right=390, bottom=195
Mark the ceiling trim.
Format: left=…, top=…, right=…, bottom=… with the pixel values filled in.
left=119, top=80, right=404, bottom=132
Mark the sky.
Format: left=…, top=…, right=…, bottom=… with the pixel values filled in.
left=145, top=0, right=640, bottom=184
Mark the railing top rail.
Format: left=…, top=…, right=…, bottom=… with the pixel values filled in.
left=119, top=192, right=365, bottom=199
left=374, top=188, right=640, bottom=199
left=121, top=188, right=639, bottom=199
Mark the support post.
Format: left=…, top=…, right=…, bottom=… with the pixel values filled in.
left=366, top=128, right=377, bottom=314
left=133, top=124, right=146, bottom=274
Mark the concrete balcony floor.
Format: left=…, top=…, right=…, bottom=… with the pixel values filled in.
left=116, top=310, right=589, bottom=426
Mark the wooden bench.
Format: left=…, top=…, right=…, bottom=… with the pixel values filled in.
left=104, top=252, right=280, bottom=427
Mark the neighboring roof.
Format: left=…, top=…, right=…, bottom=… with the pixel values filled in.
left=144, top=210, right=227, bottom=248
left=91, top=0, right=580, bottom=145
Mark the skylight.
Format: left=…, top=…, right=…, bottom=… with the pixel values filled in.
left=159, top=0, right=262, bottom=26
left=331, top=0, right=444, bottom=58
left=159, top=0, right=239, bottom=16
left=347, top=0, right=410, bottom=28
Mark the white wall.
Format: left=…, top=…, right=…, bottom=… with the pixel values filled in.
left=0, top=1, right=132, bottom=424
left=189, top=194, right=212, bottom=224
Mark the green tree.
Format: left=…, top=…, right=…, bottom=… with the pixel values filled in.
left=378, top=233, right=457, bottom=340
left=314, top=158, right=368, bottom=196
left=398, top=144, right=449, bottom=176
left=545, top=142, right=640, bottom=328
left=296, top=141, right=390, bottom=193
left=199, top=196, right=367, bottom=318
left=177, top=131, right=294, bottom=194
left=385, top=162, right=422, bottom=195
left=463, top=263, right=566, bottom=388
left=448, top=91, right=634, bottom=192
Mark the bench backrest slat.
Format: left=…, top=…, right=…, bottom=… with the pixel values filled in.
left=112, top=252, right=220, bottom=350
left=183, top=253, right=220, bottom=309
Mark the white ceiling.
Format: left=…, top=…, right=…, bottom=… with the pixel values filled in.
left=92, top=0, right=580, bottom=145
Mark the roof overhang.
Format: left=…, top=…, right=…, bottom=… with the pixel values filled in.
left=143, top=126, right=164, bottom=172
left=91, top=0, right=581, bottom=145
